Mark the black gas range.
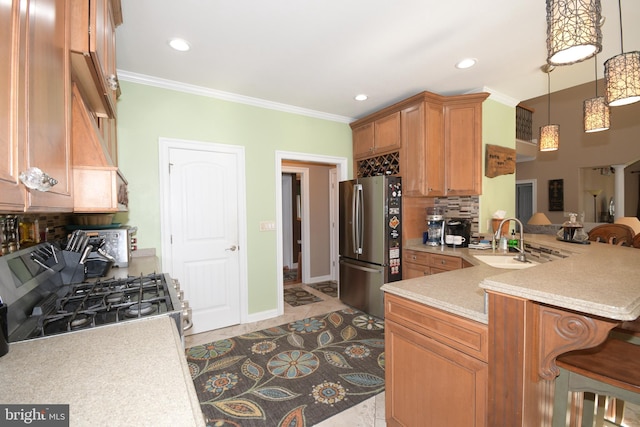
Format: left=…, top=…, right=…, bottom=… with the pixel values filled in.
left=0, top=243, right=189, bottom=344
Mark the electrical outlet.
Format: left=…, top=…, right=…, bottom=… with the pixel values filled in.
left=259, top=221, right=276, bottom=231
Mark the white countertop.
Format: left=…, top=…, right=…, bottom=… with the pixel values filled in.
left=0, top=316, right=205, bottom=426
left=382, top=234, right=640, bottom=324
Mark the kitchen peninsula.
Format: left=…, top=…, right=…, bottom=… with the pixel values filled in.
left=382, top=234, right=640, bottom=426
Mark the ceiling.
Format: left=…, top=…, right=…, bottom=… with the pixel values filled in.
left=115, top=0, right=640, bottom=122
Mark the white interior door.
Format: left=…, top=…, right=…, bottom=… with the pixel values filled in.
left=162, top=141, right=245, bottom=334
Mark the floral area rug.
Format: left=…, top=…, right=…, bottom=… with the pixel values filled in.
left=306, top=281, right=338, bottom=298
left=283, top=269, right=298, bottom=283
left=283, top=287, right=322, bottom=307
left=186, top=309, right=386, bottom=427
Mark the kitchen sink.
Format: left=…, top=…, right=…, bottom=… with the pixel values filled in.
left=474, top=254, right=538, bottom=269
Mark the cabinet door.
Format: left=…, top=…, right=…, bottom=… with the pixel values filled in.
left=400, top=103, right=424, bottom=196
left=444, top=101, right=482, bottom=196
left=352, top=122, right=374, bottom=159
left=0, top=0, right=23, bottom=211
left=374, top=111, right=401, bottom=153
left=24, top=0, right=73, bottom=211
left=402, top=102, right=445, bottom=197
left=386, top=320, right=487, bottom=427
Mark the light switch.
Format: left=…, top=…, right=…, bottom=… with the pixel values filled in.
left=259, top=221, right=276, bottom=231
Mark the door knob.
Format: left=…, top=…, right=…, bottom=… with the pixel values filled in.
left=225, top=245, right=237, bottom=252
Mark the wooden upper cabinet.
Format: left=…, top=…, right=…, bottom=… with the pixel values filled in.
left=401, top=100, right=445, bottom=197
left=24, top=0, right=73, bottom=211
left=374, top=112, right=401, bottom=153
left=0, top=0, right=73, bottom=212
left=0, top=0, right=23, bottom=211
left=444, top=94, right=488, bottom=196
left=352, top=111, right=401, bottom=159
left=352, top=91, right=488, bottom=198
left=352, top=122, right=374, bottom=158
left=70, top=0, right=121, bottom=119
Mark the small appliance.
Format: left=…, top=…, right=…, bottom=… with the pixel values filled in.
left=83, top=226, right=137, bottom=267
left=425, top=207, right=445, bottom=246
left=445, top=218, right=471, bottom=248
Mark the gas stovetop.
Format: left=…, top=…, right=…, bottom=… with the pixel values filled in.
left=9, top=273, right=180, bottom=342
left=1, top=244, right=184, bottom=343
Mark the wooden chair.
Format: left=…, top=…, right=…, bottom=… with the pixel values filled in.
left=587, top=224, right=635, bottom=246
left=552, top=336, right=640, bottom=426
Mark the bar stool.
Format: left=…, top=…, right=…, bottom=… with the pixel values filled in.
left=552, top=336, right=640, bottom=426
left=587, top=224, right=635, bottom=246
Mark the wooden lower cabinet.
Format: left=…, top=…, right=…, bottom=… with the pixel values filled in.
left=385, top=293, right=488, bottom=426
left=403, top=250, right=464, bottom=279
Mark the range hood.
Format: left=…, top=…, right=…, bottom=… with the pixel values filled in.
left=71, top=83, right=128, bottom=212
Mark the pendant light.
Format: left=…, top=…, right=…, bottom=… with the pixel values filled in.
left=583, top=56, right=610, bottom=132
left=546, top=0, right=602, bottom=66
left=540, top=65, right=559, bottom=152
left=604, top=0, right=640, bottom=106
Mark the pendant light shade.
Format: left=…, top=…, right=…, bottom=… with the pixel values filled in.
left=605, top=52, right=640, bottom=106
left=583, top=97, right=610, bottom=132
left=584, top=57, right=610, bottom=132
left=546, top=0, right=602, bottom=66
left=540, top=65, right=559, bottom=152
left=540, top=125, right=560, bottom=151
left=604, top=0, right=640, bottom=106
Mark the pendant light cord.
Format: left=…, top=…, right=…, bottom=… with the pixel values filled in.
left=618, top=0, right=624, bottom=53
left=547, top=72, right=551, bottom=124
left=594, top=55, right=598, bottom=97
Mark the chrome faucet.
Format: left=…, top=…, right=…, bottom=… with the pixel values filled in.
left=494, top=217, right=527, bottom=263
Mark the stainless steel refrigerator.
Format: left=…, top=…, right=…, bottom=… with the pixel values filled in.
left=339, top=175, right=402, bottom=318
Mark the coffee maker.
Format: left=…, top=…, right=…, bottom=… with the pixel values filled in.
left=445, top=218, right=471, bottom=248
left=425, top=208, right=445, bottom=246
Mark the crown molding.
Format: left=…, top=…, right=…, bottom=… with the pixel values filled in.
left=117, top=70, right=354, bottom=124
left=468, top=86, right=520, bottom=107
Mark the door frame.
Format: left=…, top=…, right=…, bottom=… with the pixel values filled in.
left=275, top=151, right=347, bottom=316
left=159, top=137, right=249, bottom=324
left=516, top=179, right=537, bottom=223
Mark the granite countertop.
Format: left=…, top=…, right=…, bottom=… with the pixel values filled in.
left=382, top=234, right=640, bottom=324
left=0, top=316, right=205, bottom=426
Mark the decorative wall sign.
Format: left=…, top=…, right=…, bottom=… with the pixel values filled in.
left=548, top=179, right=564, bottom=211
left=485, top=144, right=516, bottom=178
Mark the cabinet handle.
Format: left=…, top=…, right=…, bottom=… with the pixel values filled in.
left=441, top=260, right=446, bottom=265
left=18, top=167, right=58, bottom=192
left=107, top=74, right=119, bottom=91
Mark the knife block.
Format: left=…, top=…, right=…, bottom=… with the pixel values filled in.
left=60, top=250, right=86, bottom=285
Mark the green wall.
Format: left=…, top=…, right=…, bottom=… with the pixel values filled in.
left=480, top=99, right=516, bottom=234
left=114, top=81, right=352, bottom=315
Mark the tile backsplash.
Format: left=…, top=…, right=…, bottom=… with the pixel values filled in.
left=434, top=196, right=480, bottom=237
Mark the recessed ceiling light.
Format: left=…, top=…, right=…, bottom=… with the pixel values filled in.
left=354, top=94, right=368, bottom=101
left=455, top=58, right=477, bottom=69
left=169, top=38, right=191, bottom=52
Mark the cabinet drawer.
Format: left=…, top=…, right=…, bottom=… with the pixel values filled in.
left=403, top=262, right=430, bottom=279
left=430, top=253, right=462, bottom=270
left=385, top=293, right=488, bottom=361
left=404, top=250, right=429, bottom=265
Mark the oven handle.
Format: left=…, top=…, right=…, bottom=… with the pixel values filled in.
left=182, top=305, right=193, bottom=331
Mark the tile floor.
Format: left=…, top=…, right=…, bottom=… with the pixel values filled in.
left=185, top=283, right=640, bottom=427
left=185, top=283, right=386, bottom=427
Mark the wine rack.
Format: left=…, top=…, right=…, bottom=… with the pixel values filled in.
left=356, top=152, right=400, bottom=178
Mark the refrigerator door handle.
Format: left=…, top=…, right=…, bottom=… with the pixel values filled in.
left=340, top=260, right=382, bottom=274
left=353, top=184, right=364, bottom=254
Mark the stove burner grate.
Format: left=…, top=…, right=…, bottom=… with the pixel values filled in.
left=124, top=302, right=157, bottom=318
